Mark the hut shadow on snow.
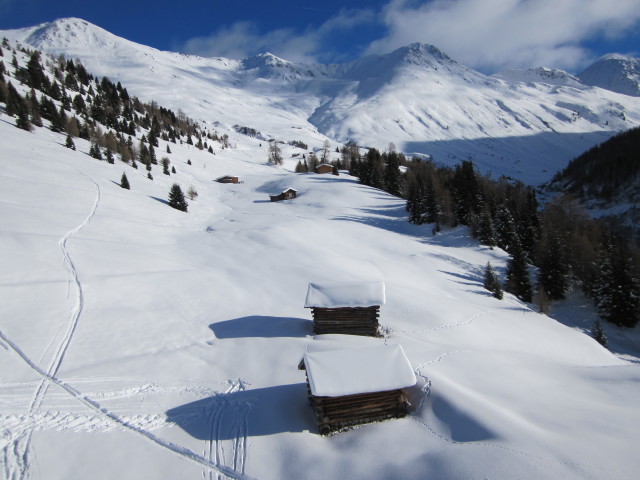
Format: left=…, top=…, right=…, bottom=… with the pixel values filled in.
left=430, top=394, right=496, bottom=442
left=210, top=316, right=312, bottom=339
left=166, top=383, right=315, bottom=439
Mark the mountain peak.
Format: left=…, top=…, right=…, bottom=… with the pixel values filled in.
left=578, top=54, right=640, bottom=97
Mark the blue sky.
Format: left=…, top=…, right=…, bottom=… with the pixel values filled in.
left=1, top=0, right=639, bottom=73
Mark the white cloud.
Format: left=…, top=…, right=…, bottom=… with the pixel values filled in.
left=366, top=0, right=640, bottom=72
left=178, top=8, right=374, bottom=63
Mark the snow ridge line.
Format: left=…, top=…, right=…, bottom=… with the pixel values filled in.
left=11, top=174, right=101, bottom=480
left=0, top=329, right=256, bottom=480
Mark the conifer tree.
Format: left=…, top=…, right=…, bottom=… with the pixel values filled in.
left=477, top=208, right=496, bottom=249
left=168, top=183, right=188, bottom=212
left=89, top=143, right=102, bottom=160
left=504, top=239, right=532, bottom=302
left=483, top=262, right=503, bottom=299
left=590, top=320, right=607, bottom=347
left=384, top=150, right=401, bottom=196
left=594, top=235, right=640, bottom=328
left=105, top=147, right=115, bottom=164
left=161, top=157, right=170, bottom=175
left=120, top=172, right=130, bottom=190
left=65, top=134, right=76, bottom=150
left=494, top=204, right=518, bottom=253
left=536, top=230, right=569, bottom=301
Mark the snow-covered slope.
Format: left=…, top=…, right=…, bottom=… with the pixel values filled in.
left=493, top=67, right=584, bottom=87
left=4, top=18, right=640, bottom=185
left=2, top=80, right=640, bottom=479
left=578, top=54, right=640, bottom=97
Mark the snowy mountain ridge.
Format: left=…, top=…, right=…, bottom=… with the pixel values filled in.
left=578, top=54, right=640, bottom=97
left=3, top=17, right=640, bottom=185
left=1, top=29, right=640, bottom=480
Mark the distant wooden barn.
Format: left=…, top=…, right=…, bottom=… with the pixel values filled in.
left=299, top=342, right=416, bottom=435
left=304, top=281, right=385, bottom=336
left=315, top=163, right=337, bottom=175
left=270, top=188, right=297, bottom=202
left=216, top=175, right=240, bottom=184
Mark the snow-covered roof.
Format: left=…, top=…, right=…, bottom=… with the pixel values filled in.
left=303, top=343, right=416, bottom=397
left=304, top=281, right=385, bottom=308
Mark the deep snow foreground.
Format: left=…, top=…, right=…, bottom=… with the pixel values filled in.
left=1, top=119, right=639, bottom=480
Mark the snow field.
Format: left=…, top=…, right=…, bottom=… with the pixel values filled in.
left=1, top=103, right=639, bottom=480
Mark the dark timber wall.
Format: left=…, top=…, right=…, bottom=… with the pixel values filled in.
left=308, top=386, right=409, bottom=435
left=311, top=306, right=379, bottom=336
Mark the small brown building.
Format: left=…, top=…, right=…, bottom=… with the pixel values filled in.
left=216, top=175, right=239, bottom=184
left=304, top=281, right=385, bottom=336
left=299, top=342, right=416, bottom=435
left=270, top=188, right=297, bottom=202
left=315, top=163, right=336, bottom=175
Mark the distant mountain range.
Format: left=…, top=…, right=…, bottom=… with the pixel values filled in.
left=3, top=17, right=640, bottom=185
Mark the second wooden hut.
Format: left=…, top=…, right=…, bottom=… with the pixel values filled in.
left=304, top=281, right=385, bottom=336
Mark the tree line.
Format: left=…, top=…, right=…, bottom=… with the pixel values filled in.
left=347, top=143, right=639, bottom=329
left=0, top=39, right=230, bottom=176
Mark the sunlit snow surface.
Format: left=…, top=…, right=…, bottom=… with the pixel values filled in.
left=1, top=111, right=639, bottom=480
left=1, top=19, right=639, bottom=480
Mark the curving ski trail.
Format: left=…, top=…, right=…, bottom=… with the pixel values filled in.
left=6, top=174, right=100, bottom=480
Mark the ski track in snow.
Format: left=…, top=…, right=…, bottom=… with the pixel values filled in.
left=198, top=379, right=251, bottom=480
left=0, top=330, right=256, bottom=480
left=5, top=172, right=102, bottom=480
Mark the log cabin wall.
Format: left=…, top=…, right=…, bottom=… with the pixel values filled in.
left=311, top=306, right=380, bottom=336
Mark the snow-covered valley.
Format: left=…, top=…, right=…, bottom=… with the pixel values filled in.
left=4, top=18, right=640, bottom=185
left=1, top=104, right=639, bottom=479
left=1, top=17, right=640, bottom=480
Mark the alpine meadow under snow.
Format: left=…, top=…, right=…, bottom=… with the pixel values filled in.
left=1, top=18, right=640, bottom=480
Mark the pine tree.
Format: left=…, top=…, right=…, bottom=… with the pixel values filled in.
left=120, top=172, right=130, bottom=190
left=504, top=239, right=532, bottom=302
left=536, top=230, right=570, bottom=301
left=161, top=157, right=170, bottom=175
left=590, top=320, right=607, bottom=347
left=384, top=150, right=401, bottom=196
left=89, top=143, right=103, bottom=160
left=595, top=235, right=640, bottom=328
left=494, top=204, right=518, bottom=253
left=65, top=134, right=76, bottom=150
left=483, top=262, right=503, bottom=299
left=168, top=183, right=188, bottom=212
left=476, top=208, right=496, bottom=249
left=105, top=147, right=115, bottom=164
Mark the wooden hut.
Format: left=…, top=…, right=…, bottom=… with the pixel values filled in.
left=304, top=281, right=385, bottom=336
left=216, top=175, right=240, bottom=184
left=315, top=163, right=335, bottom=175
left=299, top=342, right=416, bottom=434
left=270, top=188, right=297, bottom=202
